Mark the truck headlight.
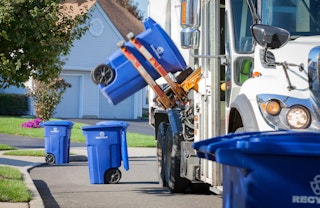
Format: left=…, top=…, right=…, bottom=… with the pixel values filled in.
left=266, top=100, right=281, bottom=116
left=257, top=94, right=317, bottom=130
left=286, top=106, right=310, bottom=129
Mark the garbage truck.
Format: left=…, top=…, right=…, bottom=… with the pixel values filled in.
left=92, top=0, right=320, bottom=194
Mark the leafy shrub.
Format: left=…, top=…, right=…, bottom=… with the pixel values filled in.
left=26, top=78, right=71, bottom=121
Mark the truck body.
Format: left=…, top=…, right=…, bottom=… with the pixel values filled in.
left=93, top=0, right=320, bottom=194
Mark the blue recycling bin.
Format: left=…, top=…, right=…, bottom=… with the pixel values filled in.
left=82, top=121, right=129, bottom=184
left=99, top=17, right=187, bottom=105
left=42, top=120, right=73, bottom=164
left=193, top=131, right=320, bottom=208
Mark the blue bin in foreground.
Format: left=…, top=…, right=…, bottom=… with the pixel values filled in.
left=42, top=120, right=73, bottom=165
left=193, top=131, right=320, bottom=208
left=99, top=17, right=186, bottom=105
left=82, top=121, right=129, bottom=184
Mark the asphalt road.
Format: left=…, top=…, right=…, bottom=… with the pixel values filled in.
left=0, top=119, right=223, bottom=208
left=30, top=148, right=222, bottom=208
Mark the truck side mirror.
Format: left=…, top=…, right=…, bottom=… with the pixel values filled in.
left=250, top=24, right=290, bottom=49
left=180, top=0, right=200, bottom=49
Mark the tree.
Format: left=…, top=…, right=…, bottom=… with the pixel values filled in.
left=0, top=0, right=92, bottom=88
left=115, top=0, right=144, bottom=20
left=26, top=77, right=71, bottom=121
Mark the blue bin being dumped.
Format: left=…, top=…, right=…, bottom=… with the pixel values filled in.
left=82, top=121, right=129, bottom=184
left=193, top=131, right=320, bottom=208
left=42, top=120, right=73, bottom=164
left=99, top=17, right=187, bottom=105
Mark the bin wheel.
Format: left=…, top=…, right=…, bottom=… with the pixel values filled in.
left=45, top=153, right=55, bottom=164
left=105, top=168, right=121, bottom=184
left=91, top=64, right=115, bottom=85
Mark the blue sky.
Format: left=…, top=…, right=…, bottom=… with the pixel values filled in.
left=133, top=0, right=148, bottom=18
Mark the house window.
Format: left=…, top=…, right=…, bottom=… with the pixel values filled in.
left=89, top=18, right=104, bottom=37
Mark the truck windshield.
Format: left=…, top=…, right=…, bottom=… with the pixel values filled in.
left=261, top=0, right=320, bottom=37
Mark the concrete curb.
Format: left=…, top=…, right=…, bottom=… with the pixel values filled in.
left=26, top=155, right=88, bottom=208
left=0, top=148, right=156, bottom=208
left=0, top=151, right=88, bottom=208
left=25, top=164, right=45, bottom=208
left=69, top=155, right=88, bottom=162
left=0, top=149, right=45, bottom=208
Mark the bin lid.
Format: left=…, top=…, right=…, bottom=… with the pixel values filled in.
left=96, top=121, right=129, bottom=129
left=41, top=120, right=74, bottom=127
left=193, top=131, right=320, bottom=161
left=81, top=121, right=129, bottom=131
left=233, top=131, right=320, bottom=155
left=193, top=131, right=261, bottom=160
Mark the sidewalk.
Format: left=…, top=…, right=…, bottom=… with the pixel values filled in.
left=0, top=147, right=91, bottom=208
left=0, top=147, right=156, bottom=208
left=0, top=149, right=46, bottom=208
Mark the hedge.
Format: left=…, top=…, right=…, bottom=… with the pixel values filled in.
left=0, top=94, right=29, bottom=116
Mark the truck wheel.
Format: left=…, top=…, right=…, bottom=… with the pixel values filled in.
left=156, top=122, right=167, bottom=187
left=164, top=125, right=190, bottom=193
left=105, top=168, right=121, bottom=184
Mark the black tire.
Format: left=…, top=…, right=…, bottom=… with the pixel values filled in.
left=91, top=64, right=115, bottom=85
left=45, top=153, right=55, bottom=165
left=105, top=168, right=121, bottom=184
left=156, top=122, right=167, bottom=187
left=163, top=125, right=190, bottom=193
left=190, top=183, right=210, bottom=194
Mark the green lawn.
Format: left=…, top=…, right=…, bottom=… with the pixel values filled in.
left=0, top=166, right=32, bottom=202
left=0, top=144, right=17, bottom=151
left=0, top=116, right=156, bottom=147
left=3, top=149, right=46, bottom=157
left=0, top=144, right=35, bottom=202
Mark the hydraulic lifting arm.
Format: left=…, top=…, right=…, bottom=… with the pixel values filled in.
left=118, top=32, right=201, bottom=110
left=117, top=40, right=175, bottom=109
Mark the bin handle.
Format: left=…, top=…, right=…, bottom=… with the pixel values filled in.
left=215, top=148, right=252, bottom=169
left=143, top=17, right=156, bottom=30
left=121, top=130, right=129, bottom=171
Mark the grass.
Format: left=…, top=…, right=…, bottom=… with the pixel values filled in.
left=0, top=166, right=32, bottom=202
left=0, top=144, right=44, bottom=202
left=3, top=149, right=46, bottom=157
left=126, top=132, right=156, bottom=147
left=0, top=116, right=155, bottom=147
left=0, top=144, right=17, bottom=151
left=0, top=144, right=46, bottom=156
left=2, top=149, right=77, bottom=157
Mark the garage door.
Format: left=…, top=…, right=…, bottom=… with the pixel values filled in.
left=54, top=75, right=81, bottom=118
left=99, top=92, right=134, bottom=119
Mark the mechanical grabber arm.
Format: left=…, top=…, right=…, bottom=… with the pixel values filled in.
left=119, top=32, right=201, bottom=110
left=91, top=31, right=201, bottom=110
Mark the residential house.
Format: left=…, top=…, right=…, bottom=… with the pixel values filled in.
left=3, top=0, right=147, bottom=119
